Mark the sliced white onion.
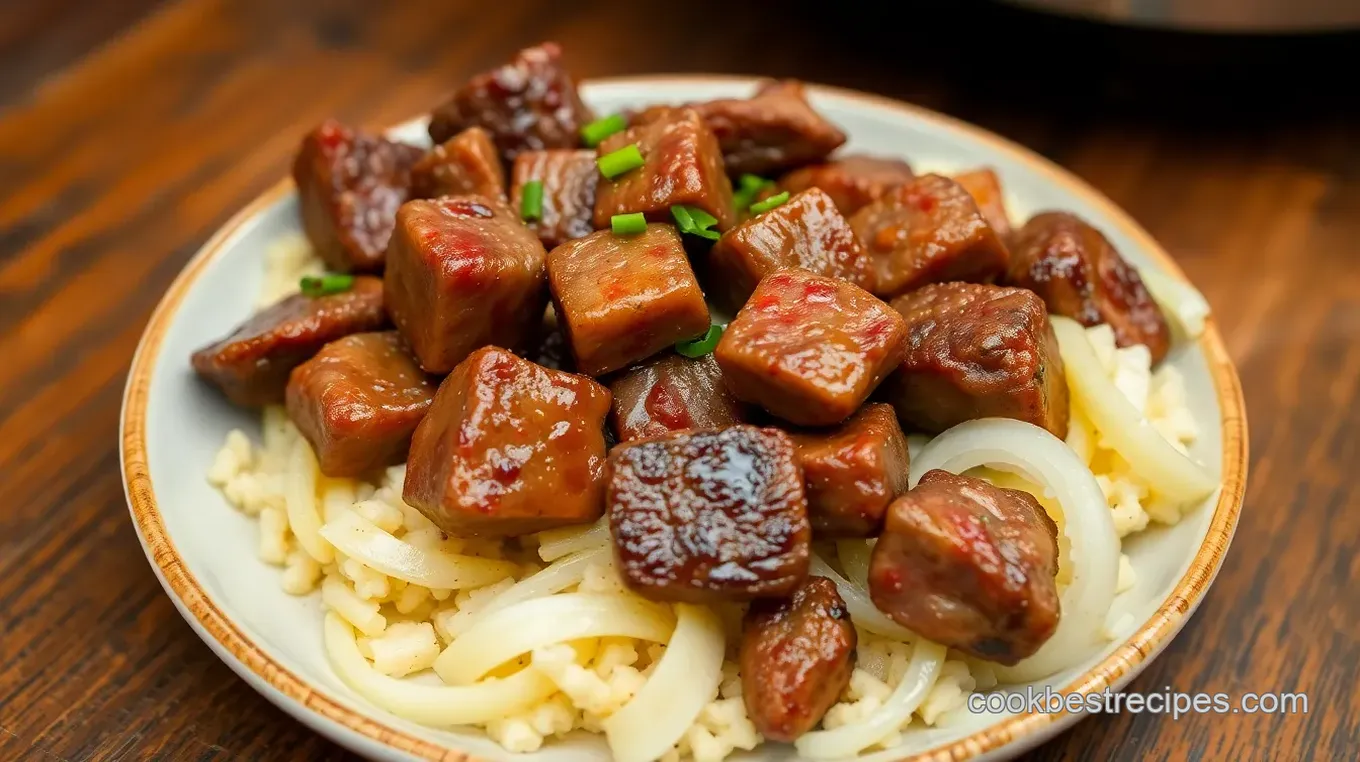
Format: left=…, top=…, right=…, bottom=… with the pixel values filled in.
left=911, top=417, right=1119, bottom=683
left=1051, top=316, right=1217, bottom=504
left=1138, top=264, right=1210, bottom=340
left=434, top=593, right=675, bottom=685
left=810, top=555, right=915, bottom=641
left=795, top=638, right=947, bottom=758
left=603, top=604, right=726, bottom=762
left=323, top=613, right=556, bottom=725
left=318, top=510, right=518, bottom=591
left=285, top=439, right=332, bottom=564
left=442, top=546, right=607, bottom=640
left=836, top=540, right=874, bottom=588
left=537, top=516, right=610, bottom=561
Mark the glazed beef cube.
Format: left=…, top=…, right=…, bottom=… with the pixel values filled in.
left=608, top=353, right=746, bottom=443
left=511, top=149, right=598, bottom=249
left=191, top=276, right=387, bottom=407
left=1008, top=211, right=1171, bottom=364
left=695, top=80, right=846, bottom=177
left=410, top=127, right=506, bottom=201
left=716, top=270, right=907, bottom=426
left=404, top=347, right=611, bottom=537
left=428, top=42, right=593, bottom=164
left=547, top=225, right=710, bottom=376
left=608, top=426, right=810, bottom=602
left=849, top=174, right=1010, bottom=298
left=740, top=576, right=856, bottom=742
left=592, top=109, right=736, bottom=231
left=293, top=120, right=424, bottom=272
left=384, top=196, right=548, bottom=373
left=952, top=167, right=1012, bottom=239
left=869, top=469, right=1060, bottom=665
left=778, top=154, right=915, bottom=216
left=885, top=283, right=1069, bottom=437
left=708, top=187, right=875, bottom=309
left=787, top=403, right=910, bottom=538
left=286, top=332, right=435, bottom=478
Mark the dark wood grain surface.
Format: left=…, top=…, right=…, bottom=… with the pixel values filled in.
left=2, top=1, right=1356, bottom=760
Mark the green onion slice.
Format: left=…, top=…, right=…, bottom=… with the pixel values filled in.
left=671, top=205, right=721, bottom=241
left=732, top=174, right=774, bottom=209
left=748, top=191, right=790, bottom=215
left=299, top=274, right=355, bottom=297
left=520, top=180, right=544, bottom=221
left=611, top=212, right=648, bottom=236
left=675, top=324, right=723, bottom=358
left=580, top=114, right=628, bottom=147
left=597, top=144, right=645, bottom=179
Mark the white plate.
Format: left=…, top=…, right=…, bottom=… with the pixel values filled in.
left=121, top=76, right=1248, bottom=762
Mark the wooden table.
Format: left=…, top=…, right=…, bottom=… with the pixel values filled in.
left=2, top=1, right=1356, bottom=759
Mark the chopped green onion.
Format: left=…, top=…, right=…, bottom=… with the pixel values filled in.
left=671, top=205, right=721, bottom=241
left=299, top=274, right=354, bottom=297
left=675, top=324, right=723, bottom=358
left=611, top=212, right=648, bottom=236
left=597, top=144, right=645, bottom=179
left=580, top=114, right=628, bottom=147
left=520, top=180, right=544, bottom=221
left=748, top=191, right=790, bottom=215
left=739, top=174, right=771, bottom=192
left=732, top=174, right=774, bottom=209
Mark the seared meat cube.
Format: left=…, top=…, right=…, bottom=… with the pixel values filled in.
left=716, top=270, right=907, bottom=426
left=593, top=109, right=736, bottom=231
left=410, top=126, right=506, bottom=201
left=884, top=283, right=1068, bottom=437
left=384, top=196, right=548, bottom=373
left=608, top=426, right=810, bottom=602
left=293, top=120, right=424, bottom=272
left=191, top=276, right=387, bottom=407
left=740, top=576, right=856, bottom=741
left=608, top=353, right=746, bottom=443
left=516, top=306, right=574, bottom=372
left=778, top=154, right=916, bottom=216
left=404, top=347, right=611, bottom=537
left=951, top=167, right=1012, bottom=239
left=286, top=332, right=435, bottom=478
left=869, top=469, right=1060, bottom=665
left=1008, top=211, right=1171, bottom=364
left=428, top=42, right=593, bottom=164
left=849, top=174, right=1010, bottom=298
left=787, top=403, right=910, bottom=538
left=708, top=187, right=875, bottom=309
left=511, top=149, right=598, bottom=249
left=695, top=80, right=846, bottom=177
left=547, top=225, right=710, bottom=376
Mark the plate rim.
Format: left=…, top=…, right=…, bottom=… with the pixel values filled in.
left=120, top=74, right=1249, bottom=762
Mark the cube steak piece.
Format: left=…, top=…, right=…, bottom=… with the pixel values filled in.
left=510, top=149, right=599, bottom=250
left=777, top=154, right=916, bottom=216
left=694, top=80, right=846, bottom=177
left=403, top=347, right=611, bottom=537
left=951, top=167, right=1012, bottom=240
left=786, top=403, right=910, bottom=538
left=410, top=126, right=507, bottom=201
left=608, top=353, right=746, bottom=443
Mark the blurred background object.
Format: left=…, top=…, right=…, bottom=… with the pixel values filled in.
left=1003, top=0, right=1360, bottom=32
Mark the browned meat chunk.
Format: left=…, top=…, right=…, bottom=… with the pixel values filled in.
left=293, top=120, right=424, bottom=272
left=952, top=167, right=1012, bottom=239
left=547, top=225, right=710, bottom=376
left=715, top=270, right=907, bottom=426
left=884, top=283, right=1068, bottom=437
left=384, top=196, right=548, bottom=373
left=708, top=188, right=875, bottom=309
left=778, top=154, right=915, bottom=216
left=593, top=109, right=736, bottom=231
left=608, top=353, right=746, bottom=443
left=869, top=469, right=1060, bottom=665
left=1008, top=211, right=1171, bottom=364
left=607, top=426, right=810, bottom=602
left=740, top=576, right=857, bottom=742
left=410, top=127, right=506, bottom=201
left=849, top=174, right=1010, bottom=298
left=787, top=403, right=910, bottom=538
left=286, top=332, right=435, bottom=478
left=695, top=80, right=846, bottom=177
left=404, top=347, right=611, bottom=537
left=511, top=149, right=598, bottom=249
left=191, top=276, right=387, bottom=407
left=427, top=42, right=593, bottom=164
